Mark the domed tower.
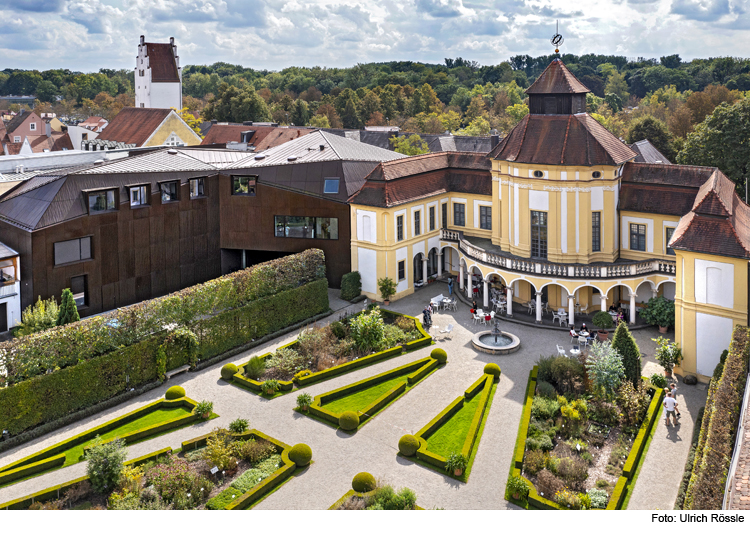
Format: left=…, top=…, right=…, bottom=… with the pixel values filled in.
left=526, top=58, right=589, bottom=115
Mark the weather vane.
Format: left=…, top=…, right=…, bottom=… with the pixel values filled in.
left=550, top=20, right=563, bottom=54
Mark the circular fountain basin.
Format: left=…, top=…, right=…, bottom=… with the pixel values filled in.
left=472, top=330, right=520, bottom=355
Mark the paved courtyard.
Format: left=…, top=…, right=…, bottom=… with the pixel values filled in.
left=0, top=284, right=707, bottom=510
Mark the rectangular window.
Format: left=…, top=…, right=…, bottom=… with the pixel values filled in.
left=442, top=203, right=447, bottom=228
left=592, top=212, right=601, bottom=252
left=453, top=203, right=465, bottom=226
left=274, top=216, right=338, bottom=240
left=429, top=206, right=435, bottom=231
left=232, top=175, right=256, bottom=196
left=161, top=181, right=179, bottom=203
left=531, top=211, right=548, bottom=259
left=88, top=190, right=116, bottom=213
left=396, top=215, right=404, bottom=241
left=13, top=136, right=20, bottom=143
left=29, top=123, right=36, bottom=131
left=480, top=206, right=492, bottom=230
left=129, top=185, right=148, bottom=207
left=398, top=260, right=405, bottom=281
left=323, top=178, right=340, bottom=194
left=70, top=275, right=88, bottom=308
left=189, top=177, right=205, bottom=198
left=665, top=227, right=675, bottom=255
left=414, top=210, right=421, bottom=236
left=54, top=237, right=92, bottom=265
left=630, top=223, right=646, bottom=251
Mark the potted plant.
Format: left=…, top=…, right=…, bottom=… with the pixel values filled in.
left=592, top=311, right=615, bottom=341
left=378, top=277, right=396, bottom=306
left=653, top=336, right=682, bottom=377
left=296, top=392, right=313, bottom=412
left=444, top=453, right=468, bottom=477
left=641, top=296, right=675, bottom=333
left=506, top=475, right=530, bottom=500
left=194, top=400, right=213, bottom=419
left=649, top=373, right=668, bottom=389
left=261, top=379, right=280, bottom=395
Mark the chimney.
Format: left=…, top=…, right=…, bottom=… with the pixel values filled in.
left=140, top=35, right=145, bottom=46
left=170, top=37, right=175, bottom=47
left=490, top=134, right=500, bottom=148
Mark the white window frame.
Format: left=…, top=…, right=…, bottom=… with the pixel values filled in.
left=29, top=123, right=36, bottom=131
left=129, top=185, right=148, bottom=207
left=394, top=209, right=406, bottom=242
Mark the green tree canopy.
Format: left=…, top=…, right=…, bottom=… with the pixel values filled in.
left=56, top=288, right=80, bottom=327
left=610, top=321, right=642, bottom=386
left=626, top=115, right=675, bottom=161
left=202, top=82, right=270, bottom=123
left=390, top=134, right=429, bottom=156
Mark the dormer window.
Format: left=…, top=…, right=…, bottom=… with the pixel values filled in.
left=232, top=175, right=256, bottom=196
left=592, top=171, right=602, bottom=179
left=88, top=189, right=116, bottom=213
left=129, top=185, right=149, bottom=207
left=161, top=181, right=179, bottom=203
left=533, top=170, right=544, bottom=178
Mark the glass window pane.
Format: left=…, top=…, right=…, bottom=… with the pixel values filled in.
left=316, top=217, right=338, bottom=239
left=71, top=276, right=87, bottom=307
left=429, top=206, right=435, bottom=230
left=275, top=216, right=286, bottom=237
left=285, top=216, right=315, bottom=238
left=106, top=190, right=115, bottom=210
left=323, top=178, right=339, bottom=194
left=190, top=178, right=205, bottom=198
left=54, top=240, right=79, bottom=265
left=80, top=237, right=91, bottom=259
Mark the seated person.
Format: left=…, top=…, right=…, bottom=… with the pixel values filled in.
left=569, top=328, right=578, bottom=338
left=609, top=304, right=617, bottom=313
left=579, top=323, right=589, bottom=334
left=616, top=308, right=625, bottom=322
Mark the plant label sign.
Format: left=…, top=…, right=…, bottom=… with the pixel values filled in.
left=210, top=466, right=219, bottom=474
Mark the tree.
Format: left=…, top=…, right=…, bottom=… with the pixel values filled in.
left=440, top=110, right=461, bottom=132
left=610, top=322, right=642, bottom=386
left=202, top=83, right=270, bottom=123
left=678, top=99, right=750, bottom=193
left=316, top=103, right=342, bottom=128
left=16, top=296, right=58, bottom=336
left=604, top=72, right=630, bottom=103
left=56, top=288, right=80, bottom=327
left=87, top=437, right=127, bottom=494
left=35, top=80, right=58, bottom=103
left=604, top=92, right=623, bottom=112
left=626, top=116, right=675, bottom=161
left=458, top=116, right=490, bottom=136
left=465, top=96, right=487, bottom=123
left=308, top=114, right=331, bottom=128
left=341, top=97, right=360, bottom=128
left=505, top=103, right=529, bottom=124
left=585, top=341, right=625, bottom=400
left=174, top=107, right=202, bottom=136
left=291, top=99, right=310, bottom=126
left=390, top=134, right=429, bottom=156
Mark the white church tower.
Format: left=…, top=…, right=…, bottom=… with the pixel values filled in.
left=135, top=36, right=182, bottom=110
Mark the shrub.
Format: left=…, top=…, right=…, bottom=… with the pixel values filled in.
left=221, top=363, right=238, bottom=381
left=506, top=475, right=530, bottom=499
left=289, top=443, right=312, bottom=466
left=550, top=355, right=586, bottom=394
left=296, top=392, right=313, bottom=410
left=232, top=455, right=283, bottom=493
left=203, top=428, right=238, bottom=472
left=87, top=437, right=127, bottom=494
left=261, top=379, right=280, bottom=394
left=398, top=434, right=420, bottom=456
left=349, top=307, right=386, bottom=353
left=377, top=277, right=396, bottom=302
left=340, top=271, right=362, bottom=301
left=484, top=363, right=501, bottom=379
left=368, top=485, right=417, bottom=510
left=194, top=400, right=214, bottom=417
left=206, top=487, right=242, bottom=510
left=588, top=400, right=619, bottom=426
left=228, top=418, right=249, bottom=433
left=445, top=452, right=469, bottom=475
left=653, top=336, right=682, bottom=372
left=156, top=347, right=167, bottom=382
left=243, top=356, right=266, bottom=380
left=650, top=373, right=668, bottom=389
left=587, top=488, right=608, bottom=509
left=165, top=386, right=186, bottom=400
left=430, top=348, right=448, bottom=364
left=531, top=396, right=560, bottom=420
left=339, top=411, right=360, bottom=431
left=57, top=288, right=81, bottom=327
left=641, top=296, right=675, bottom=328
left=617, top=381, right=649, bottom=432
left=293, top=369, right=313, bottom=381
left=524, top=449, right=547, bottom=475
left=592, top=310, right=614, bottom=330
left=558, top=396, right=588, bottom=438
left=526, top=434, right=553, bottom=452
left=585, top=341, right=625, bottom=399
left=556, top=456, right=589, bottom=486
left=536, top=469, right=565, bottom=499
left=536, top=356, right=556, bottom=385
left=394, top=316, right=416, bottom=332
left=555, top=488, right=588, bottom=509
left=329, top=320, right=347, bottom=339
left=611, top=321, right=641, bottom=386
left=536, top=380, right=557, bottom=399
left=352, top=472, right=376, bottom=493
left=266, top=347, right=306, bottom=378
left=232, top=438, right=276, bottom=464
left=15, top=296, right=59, bottom=337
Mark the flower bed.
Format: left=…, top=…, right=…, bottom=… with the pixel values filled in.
left=229, top=307, right=431, bottom=398
left=506, top=359, right=664, bottom=510
left=329, top=483, right=424, bottom=510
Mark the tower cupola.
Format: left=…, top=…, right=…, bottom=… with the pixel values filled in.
left=526, top=59, right=589, bottom=115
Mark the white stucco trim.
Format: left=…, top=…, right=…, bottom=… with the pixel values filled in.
left=513, top=184, right=520, bottom=246
left=473, top=200, right=493, bottom=228
left=394, top=209, right=406, bottom=242
left=591, top=187, right=604, bottom=211
left=560, top=171, right=567, bottom=181
left=575, top=191, right=580, bottom=253
left=356, top=209, right=377, bottom=243
left=561, top=190, right=568, bottom=254
left=696, top=313, right=734, bottom=376
left=358, top=247, right=377, bottom=294
left=622, top=216, right=654, bottom=253
left=410, top=204, right=425, bottom=238
left=528, top=190, right=549, bottom=211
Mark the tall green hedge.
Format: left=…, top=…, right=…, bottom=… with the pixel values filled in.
left=0, top=251, right=329, bottom=436
left=684, top=326, right=750, bottom=509
left=340, top=271, right=362, bottom=301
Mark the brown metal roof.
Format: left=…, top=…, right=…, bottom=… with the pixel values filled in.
left=488, top=113, right=637, bottom=166
left=146, top=43, right=180, bottom=83
left=619, top=183, right=698, bottom=216
left=526, top=59, right=590, bottom=95
left=621, top=162, right=715, bottom=187
left=97, top=108, right=172, bottom=146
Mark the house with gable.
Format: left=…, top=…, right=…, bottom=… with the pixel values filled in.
left=93, top=107, right=202, bottom=149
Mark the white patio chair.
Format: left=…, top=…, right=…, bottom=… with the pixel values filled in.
left=552, top=310, right=564, bottom=326
left=569, top=329, right=578, bottom=343
left=472, top=313, right=481, bottom=324
left=578, top=336, right=589, bottom=348
left=556, top=345, right=567, bottom=357
left=451, top=298, right=458, bottom=311
left=439, top=324, right=454, bottom=339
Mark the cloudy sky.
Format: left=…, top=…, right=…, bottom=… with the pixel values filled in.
left=0, top=0, right=747, bottom=72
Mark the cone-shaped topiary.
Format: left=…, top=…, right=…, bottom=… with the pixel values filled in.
left=430, top=348, right=448, bottom=364
left=56, top=288, right=80, bottom=327
left=339, top=411, right=360, bottom=431
left=165, top=386, right=186, bottom=400
left=484, top=363, right=501, bottom=380
left=221, top=363, right=238, bottom=381
left=611, top=321, right=641, bottom=385
left=352, top=472, right=376, bottom=493
left=288, top=443, right=312, bottom=466
left=398, top=434, right=420, bottom=456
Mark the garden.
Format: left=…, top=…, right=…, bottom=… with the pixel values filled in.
left=506, top=322, right=665, bottom=510
left=330, top=472, right=426, bottom=510
left=227, top=306, right=431, bottom=396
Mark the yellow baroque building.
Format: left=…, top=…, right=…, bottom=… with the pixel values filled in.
left=348, top=59, right=748, bottom=382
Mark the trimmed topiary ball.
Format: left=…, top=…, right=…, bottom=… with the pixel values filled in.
left=339, top=411, right=360, bottom=431
left=288, top=443, right=312, bottom=467
left=398, top=434, right=420, bottom=456
left=684, top=374, right=698, bottom=385
left=430, top=348, right=448, bottom=364
left=221, top=363, right=238, bottom=381
left=165, top=386, right=186, bottom=400
left=352, top=472, right=376, bottom=493
left=484, top=363, right=501, bottom=380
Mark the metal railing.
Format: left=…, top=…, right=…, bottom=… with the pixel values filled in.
left=441, top=229, right=677, bottom=279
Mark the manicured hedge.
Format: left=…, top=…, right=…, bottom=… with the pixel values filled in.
left=684, top=326, right=750, bottom=509
left=0, top=453, right=66, bottom=487
left=340, top=271, right=362, bottom=301
left=514, top=367, right=538, bottom=470
left=232, top=352, right=294, bottom=395
left=295, top=346, right=403, bottom=387
left=674, top=406, right=705, bottom=509
left=0, top=268, right=328, bottom=436
left=622, top=387, right=664, bottom=479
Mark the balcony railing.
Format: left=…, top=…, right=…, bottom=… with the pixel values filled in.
left=441, top=229, right=676, bottom=279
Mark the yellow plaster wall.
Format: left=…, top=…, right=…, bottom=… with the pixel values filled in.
left=619, top=210, right=680, bottom=261
left=144, top=113, right=202, bottom=146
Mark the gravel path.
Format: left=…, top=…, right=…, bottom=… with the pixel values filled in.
left=0, top=285, right=700, bottom=510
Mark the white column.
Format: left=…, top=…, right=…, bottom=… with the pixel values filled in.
left=422, top=257, right=428, bottom=284
left=652, top=287, right=658, bottom=299
left=459, top=264, right=464, bottom=290
left=437, top=252, right=443, bottom=277
left=467, top=270, right=473, bottom=299
left=483, top=279, right=489, bottom=309
left=535, top=292, right=542, bottom=323
left=630, top=293, right=636, bottom=324
left=568, top=295, right=575, bottom=327
left=506, top=288, right=513, bottom=317
left=600, top=294, right=607, bottom=312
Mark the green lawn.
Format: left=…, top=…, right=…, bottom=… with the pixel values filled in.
left=322, top=373, right=412, bottom=415
left=425, top=394, right=482, bottom=458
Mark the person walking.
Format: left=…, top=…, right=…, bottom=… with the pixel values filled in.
left=669, top=382, right=681, bottom=418
left=663, top=391, right=678, bottom=426
left=448, top=276, right=454, bottom=296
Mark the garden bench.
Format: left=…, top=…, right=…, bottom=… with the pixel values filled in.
left=165, top=364, right=191, bottom=380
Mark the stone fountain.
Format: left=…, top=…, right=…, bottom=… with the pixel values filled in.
left=471, top=318, right=520, bottom=355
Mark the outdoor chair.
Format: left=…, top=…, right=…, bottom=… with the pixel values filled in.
left=472, top=313, right=481, bottom=324
left=439, top=324, right=454, bottom=339
left=569, top=329, right=578, bottom=343
left=553, top=309, right=565, bottom=326
left=556, top=345, right=567, bottom=357
left=578, top=336, right=589, bottom=348
left=450, top=298, right=458, bottom=311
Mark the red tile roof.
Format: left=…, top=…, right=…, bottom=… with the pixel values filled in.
left=97, top=107, right=172, bottom=146
left=349, top=152, right=491, bottom=207
left=146, top=43, right=180, bottom=83
left=255, top=127, right=314, bottom=151
left=671, top=170, right=750, bottom=259
left=526, top=59, right=590, bottom=95
left=489, top=113, right=637, bottom=166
